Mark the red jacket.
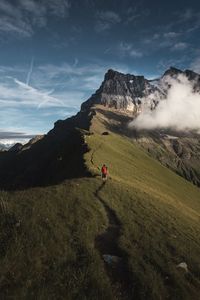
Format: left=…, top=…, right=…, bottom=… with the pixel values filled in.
left=101, top=166, right=107, bottom=174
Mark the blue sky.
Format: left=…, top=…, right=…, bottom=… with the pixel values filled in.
left=0, top=0, right=200, bottom=138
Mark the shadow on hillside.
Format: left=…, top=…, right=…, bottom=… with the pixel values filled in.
left=96, top=108, right=141, bottom=138
left=96, top=108, right=199, bottom=141
left=0, top=111, right=94, bottom=191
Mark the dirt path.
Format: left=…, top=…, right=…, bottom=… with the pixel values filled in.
left=94, top=182, right=134, bottom=299
left=90, top=142, right=134, bottom=298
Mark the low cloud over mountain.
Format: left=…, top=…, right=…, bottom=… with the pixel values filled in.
left=131, top=73, right=200, bottom=132
left=82, top=67, right=200, bottom=133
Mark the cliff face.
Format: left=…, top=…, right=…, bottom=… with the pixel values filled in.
left=81, top=67, right=200, bottom=113
left=134, top=132, right=200, bottom=187
left=81, top=69, right=164, bottom=112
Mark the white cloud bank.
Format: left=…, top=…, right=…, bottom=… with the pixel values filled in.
left=0, top=138, right=30, bottom=146
left=131, top=74, right=200, bottom=132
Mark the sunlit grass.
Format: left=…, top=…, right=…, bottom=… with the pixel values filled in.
left=0, top=107, right=200, bottom=299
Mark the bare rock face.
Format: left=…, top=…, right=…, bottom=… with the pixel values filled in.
left=162, top=66, right=200, bottom=92
left=162, top=66, right=183, bottom=78
left=81, top=67, right=200, bottom=113
left=20, top=135, right=44, bottom=151
left=81, top=69, right=163, bottom=112
left=8, top=143, right=23, bottom=152
left=134, top=131, right=200, bottom=187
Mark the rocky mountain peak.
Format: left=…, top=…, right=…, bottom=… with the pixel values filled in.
left=8, top=143, right=23, bottom=152
left=81, top=66, right=200, bottom=114
left=81, top=68, right=161, bottom=112
left=163, top=66, right=183, bottom=77
left=104, top=69, right=122, bottom=80
left=184, top=69, right=200, bottom=81
left=104, top=68, right=145, bottom=82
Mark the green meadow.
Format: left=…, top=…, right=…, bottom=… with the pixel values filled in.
left=0, top=107, right=200, bottom=299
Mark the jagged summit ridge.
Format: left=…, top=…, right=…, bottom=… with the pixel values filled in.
left=81, top=69, right=160, bottom=113
left=81, top=67, right=200, bottom=113
left=162, top=66, right=183, bottom=77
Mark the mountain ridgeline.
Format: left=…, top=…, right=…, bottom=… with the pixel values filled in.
left=81, top=67, right=200, bottom=187
left=0, top=67, right=200, bottom=300
left=81, top=66, right=200, bottom=112
left=1, top=66, right=200, bottom=188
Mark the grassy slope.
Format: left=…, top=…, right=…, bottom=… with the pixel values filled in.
left=0, top=107, right=200, bottom=299
left=136, top=135, right=200, bottom=187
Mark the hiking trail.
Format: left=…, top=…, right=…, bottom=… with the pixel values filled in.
left=91, top=141, right=134, bottom=299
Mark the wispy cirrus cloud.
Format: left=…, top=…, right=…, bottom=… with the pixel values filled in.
left=0, top=75, right=65, bottom=109
left=177, top=9, right=198, bottom=23
left=143, top=30, right=182, bottom=47
left=0, top=61, right=132, bottom=108
left=0, top=68, right=78, bottom=135
left=47, top=0, right=71, bottom=18
left=0, top=60, right=133, bottom=133
left=141, top=6, right=200, bottom=55
left=124, top=6, right=149, bottom=25
left=142, top=28, right=192, bottom=58
left=118, top=42, right=143, bottom=58
left=175, top=9, right=200, bottom=33
left=125, top=7, right=141, bottom=24
left=0, top=0, right=71, bottom=39
left=35, top=61, right=133, bottom=100
left=0, top=82, right=79, bottom=134
left=95, top=10, right=121, bottom=32
left=171, top=42, right=188, bottom=51
left=163, top=31, right=180, bottom=39
left=157, top=55, right=190, bottom=73
left=0, top=10, right=33, bottom=38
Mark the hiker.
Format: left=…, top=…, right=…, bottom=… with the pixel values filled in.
left=101, top=164, right=108, bottom=181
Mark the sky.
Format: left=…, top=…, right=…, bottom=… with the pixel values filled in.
left=0, top=0, right=200, bottom=141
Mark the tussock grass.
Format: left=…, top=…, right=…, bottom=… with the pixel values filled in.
left=0, top=181, right=114, bottom=299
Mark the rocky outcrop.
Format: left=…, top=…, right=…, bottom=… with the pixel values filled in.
left=162, top=66, right=200, bottom=92
left=9, top=143, right=23, bottom=152
left=81, top=67, right=200, bottom=113
left=81, top=69, right=164, bottom=113
left=20, top=135, right=44, bottom=152
left=162, top=66, right=183, bottom=78
left=134, top=131, right=200, bottom=187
